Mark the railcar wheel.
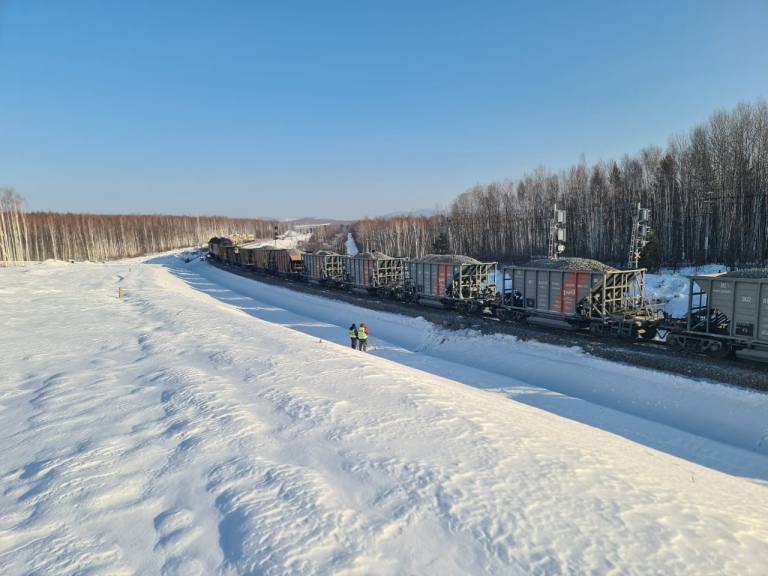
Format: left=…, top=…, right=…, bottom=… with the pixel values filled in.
left=589, top=324, right=603, bottom=336
left=705, top=340, right=734, bottom=360
left=668, top=334, right=686, bottom=352
left=638, top=326, right=658, bottom=341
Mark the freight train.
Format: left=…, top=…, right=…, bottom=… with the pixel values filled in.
left=207, top=237, right=768, bottom=360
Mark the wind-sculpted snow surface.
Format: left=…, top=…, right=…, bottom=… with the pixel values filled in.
left=1, top=258, right=767, bottom=575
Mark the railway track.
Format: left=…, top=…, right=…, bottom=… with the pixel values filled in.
left=205, top=258, right=768, bottom=392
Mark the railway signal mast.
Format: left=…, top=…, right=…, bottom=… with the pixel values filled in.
left=627, top=203, right=651, bottom=268
left=703, top=190, right=713, bottom=262
left=548, top=204, right=567, bottom=260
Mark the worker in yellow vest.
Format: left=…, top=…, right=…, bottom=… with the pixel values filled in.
left=357, top=323, right=369, bottom=352
left=349, top=323, right=358, bottom=349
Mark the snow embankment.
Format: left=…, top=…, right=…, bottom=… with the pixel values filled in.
left=176, top=256, right=768, bottom=472
left=1, top=259, right=767, bottom=575
left=646, top=264, right=728, bottom=317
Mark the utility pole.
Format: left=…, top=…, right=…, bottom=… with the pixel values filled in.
left=627, top=202, right=651, bottom=268
left=273, top=224, right=279, bottom=248
left=548, top=204, right=566, bottom=260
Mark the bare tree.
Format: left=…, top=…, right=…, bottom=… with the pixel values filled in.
left=0, top=189, right=28, bottom=265
left=0, top=203, right=280, bottom=264
left=351, top=99, right=768, bottom=268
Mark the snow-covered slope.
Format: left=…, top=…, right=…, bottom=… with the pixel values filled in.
left=1, top=258, right=767, bottom=575
left=174, top=256, right=768, bottom=473
left=646, top=264, right=728, bottom=317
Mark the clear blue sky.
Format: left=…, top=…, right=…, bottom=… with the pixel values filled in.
left=1, top=1, right=766, bottom=220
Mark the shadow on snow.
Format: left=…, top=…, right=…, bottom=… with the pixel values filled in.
left=146, top=254, right=768, bottom=483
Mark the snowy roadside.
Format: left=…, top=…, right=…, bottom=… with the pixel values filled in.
left=1, top=259, right=767, bottom=575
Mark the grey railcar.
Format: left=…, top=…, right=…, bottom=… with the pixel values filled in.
left=499, top=264, right=660, bottom=337
left=343, top=252, right=407, bottom=293
left=302, top=251, right=345, bottom=284
left=669, top=272, right=768, bottom=356
left=406, top=255, right=497, bottom=311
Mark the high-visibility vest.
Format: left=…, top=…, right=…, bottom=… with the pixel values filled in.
left=349, top=329, right=357, bottom=338
left=357, top=327, right=368, bottom=340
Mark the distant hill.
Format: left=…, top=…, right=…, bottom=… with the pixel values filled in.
left=280, top=217, right=353, bottom=225
left=376, top=208, right=439, bottom=219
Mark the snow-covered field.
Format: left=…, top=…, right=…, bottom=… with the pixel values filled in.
left=1, top=256, right=767, bottom=575
left=239, top=230, right=311, bottom=251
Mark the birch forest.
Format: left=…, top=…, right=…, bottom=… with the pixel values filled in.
left=0, top=190, right=276, bottom=265
left=353, top=100, right=768, bottom=267
left=4, top=100, right=767, bottom=268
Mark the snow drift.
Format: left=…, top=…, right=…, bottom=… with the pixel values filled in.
left=1, top=257, right=767, bottom=575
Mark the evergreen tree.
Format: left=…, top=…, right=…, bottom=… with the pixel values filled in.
left=639, top=228, right=661, bottom=270
left=431, top=232, right=450, bottom=254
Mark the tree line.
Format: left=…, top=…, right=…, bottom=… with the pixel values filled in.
left=0, top=189, right=29, bottom=265
left=0, top=191, right=279, bottom=265
left=303, top=223, right=349, bottom=253
left=352, top=100, right=768, bottom=268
